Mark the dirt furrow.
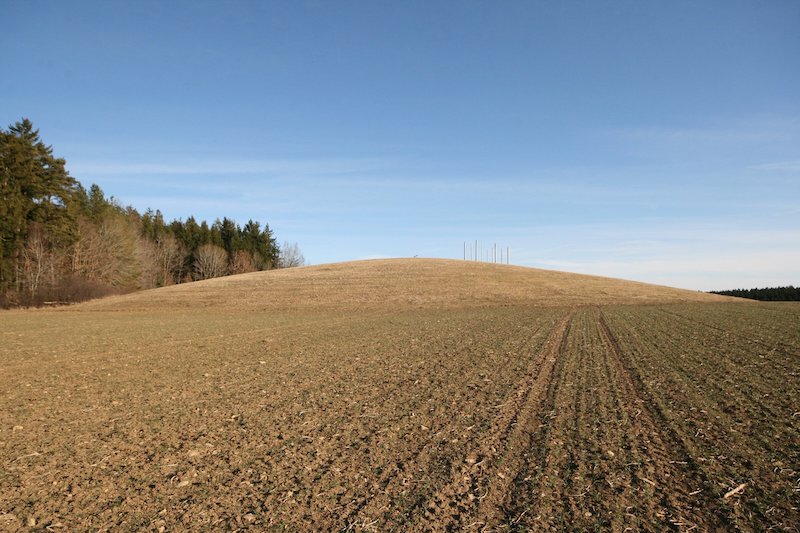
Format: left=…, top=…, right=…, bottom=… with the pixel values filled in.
left=412, top=309, right=575, bottom=530
left=656, top=307, right=800, bottom=375
left=496, top=309, right=576, bottom=529
left=347, top=318, right=556, bottom=528
left=222, top=312, right=540, bottom=528
left=501, top=307, right=708, bottom=530
left=597, top=310, right=726, bottom=530
left=612, top=306, right=800, bottom=451
left=157, top=309, right=561, bottom=530
left=478, top=309, right=574, bottom=528
left=655, top=304, right=800, bottom=358
left=602, top=307, right=800, bottom=530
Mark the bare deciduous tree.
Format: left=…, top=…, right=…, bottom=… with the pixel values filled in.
left=154, top=234, right=183, bottom=285
left=17, top=225, right=59, bottom=297
left=194, top=243, right=228, bottom=280
left=230, top=249, right=256, bottom=274
left=278, top=241, right=305, bottom=268
left=70, top=216, right=140, bottom=289
left=136, top=237, right=159, bottom=289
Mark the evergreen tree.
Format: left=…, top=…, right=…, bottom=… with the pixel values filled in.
left=241, top=220, right=261, bottom=254
left=0, top=119, right=79, bottom=289
left=258, top=223, right=279, bottom=268
left=219, top=217, right=238, bottom=257
left=88, top=184, right=110, bottom=221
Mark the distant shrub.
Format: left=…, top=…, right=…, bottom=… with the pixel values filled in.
left=5, top=276, right=118, bottom=308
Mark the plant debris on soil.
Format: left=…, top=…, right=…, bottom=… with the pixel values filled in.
left=1, top=259, right=797, bottom=531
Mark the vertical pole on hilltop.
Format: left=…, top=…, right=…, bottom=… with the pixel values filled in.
left=475, top=240, right=478, bottom=262
left=463, top=241, right=466, bottom=261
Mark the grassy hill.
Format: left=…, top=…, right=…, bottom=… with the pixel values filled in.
left=78, top=258, right=732, bottom=311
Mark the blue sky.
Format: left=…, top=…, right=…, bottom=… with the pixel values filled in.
left=2, top=1, right=799, bottom=290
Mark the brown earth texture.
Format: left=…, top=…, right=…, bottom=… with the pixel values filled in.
left=1, top=258, right=798, bottom=531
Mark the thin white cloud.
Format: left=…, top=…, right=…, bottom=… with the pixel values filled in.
left=66, top=157, right=386, bottom=176
left=749, top=160, right=800, bottom=173
left=610, top=116, right=800, bottom=145
left=614, top=126, right=772, bottom=144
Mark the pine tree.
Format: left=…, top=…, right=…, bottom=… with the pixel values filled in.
left=219, top=217, right=238, bottom=258
left=0, top=119, right=79, bottom=290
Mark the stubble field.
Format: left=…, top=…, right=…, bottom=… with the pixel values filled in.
left=1, top=259, right=798, bottom=531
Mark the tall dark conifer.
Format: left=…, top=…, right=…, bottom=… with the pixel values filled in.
left=0, top=119, right=78, bottom=288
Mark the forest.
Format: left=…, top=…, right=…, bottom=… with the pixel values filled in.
left=711, top=286, right=800, bottom=301
left=0, top=119, right=303, bottom=307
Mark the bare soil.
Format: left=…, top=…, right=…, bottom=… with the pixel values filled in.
left=1, top=259, right=796, bottom=531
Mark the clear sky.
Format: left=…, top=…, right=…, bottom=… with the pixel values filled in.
left=2, top=1, right=799, bottom=290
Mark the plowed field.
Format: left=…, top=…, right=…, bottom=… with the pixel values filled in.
left=1, top=260, right=798, bottom=531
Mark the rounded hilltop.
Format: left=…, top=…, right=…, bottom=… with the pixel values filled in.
left=77, top=258, right=734, bottom=311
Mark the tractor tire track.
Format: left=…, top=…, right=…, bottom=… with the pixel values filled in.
left=412, top=309, right=575, bottom=530
left=334, top=319, right=555, bottom=528
left=597, top=310, right=727, bottom=530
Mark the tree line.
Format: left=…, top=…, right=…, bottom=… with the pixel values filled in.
left=1, top=118, right=303, bottom=307
left=710, top=286, right=800, bottom=301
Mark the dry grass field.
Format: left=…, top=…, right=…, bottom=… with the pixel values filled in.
left=1, top=259, right=798, bottom=531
